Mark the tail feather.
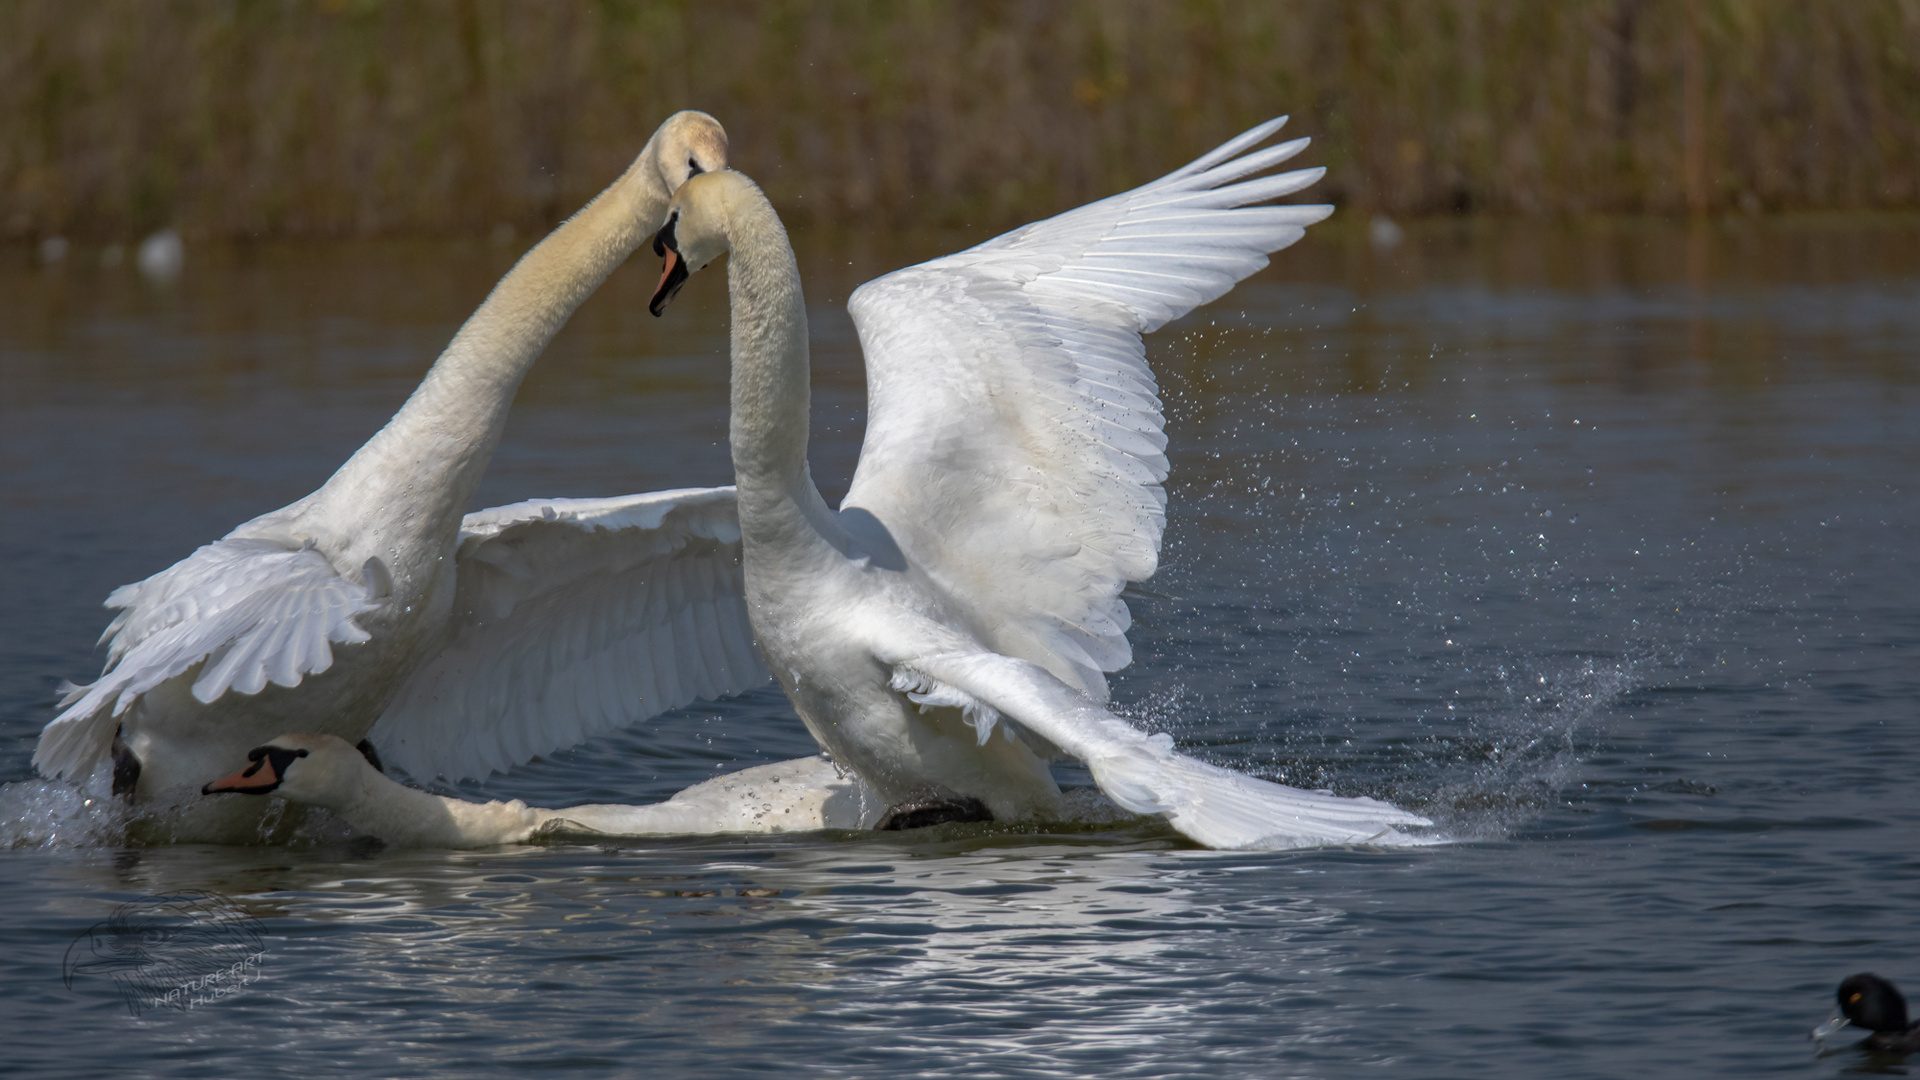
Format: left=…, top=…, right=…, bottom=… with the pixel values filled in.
left=896, top=650, right=1438, bottom=851
left=1089, top=745, right=1434, bottom=850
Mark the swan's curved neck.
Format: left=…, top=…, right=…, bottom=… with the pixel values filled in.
left=307, top=763, right=541, bottom=847
left=721, top=195, right=842, bottom=550
left=306, top=148, right=672, bottom=543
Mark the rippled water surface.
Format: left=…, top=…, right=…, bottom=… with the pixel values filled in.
left=2, top=219, right=1917, bottom=1078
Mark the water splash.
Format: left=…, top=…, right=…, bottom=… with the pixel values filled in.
left=0, top=764, right=363, bottom=849
left=1112, top=683, right=1196, bottom=734
left=0, top=767, right=131, bottom=848
left=1419, top=656, right=1639, bottom=839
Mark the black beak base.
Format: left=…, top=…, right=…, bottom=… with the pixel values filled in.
left=649, top=215, right=690, bottom=317
left=650, top=253, right=690, bottom=317
left=202, top=744, right=306, bottom=796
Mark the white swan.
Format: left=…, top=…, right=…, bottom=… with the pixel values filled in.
left=36, top=112, right=769, bottom=840
left=201, top=734, right=878, bottom=847
left=648, top=117, right=1432, bottom=850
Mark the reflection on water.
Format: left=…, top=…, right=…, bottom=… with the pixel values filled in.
left=17, top=833, right=1373, bottom=1075
left=2, top=217, right=1917, bottom=1077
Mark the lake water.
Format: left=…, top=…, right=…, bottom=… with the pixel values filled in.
left=1, top=218, right=1916, bottom=1078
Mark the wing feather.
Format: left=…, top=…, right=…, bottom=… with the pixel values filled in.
left=34, top=539, right=381, bottom=780
left=894, top=651, right=1432, bottom=850
left=368, top=487, right=769, bottom=781
left=842, top=117, right=1329, bottom=702
left=686, top=561, right=729, bottom=691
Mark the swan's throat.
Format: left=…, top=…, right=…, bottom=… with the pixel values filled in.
left=724, top=204, right=815, bottom=498
left=301, top=144, right=681, bottom=569
left=719, top=192, right=852, bottom=575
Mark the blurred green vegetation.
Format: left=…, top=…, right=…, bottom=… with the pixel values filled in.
left=4, top=0, right=1917, bottom=240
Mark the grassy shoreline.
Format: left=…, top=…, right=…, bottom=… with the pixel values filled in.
left=5, top=1, right=1917, bottom=241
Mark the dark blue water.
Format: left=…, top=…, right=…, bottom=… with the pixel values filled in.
left=2, top=219, right=1916, bottom=1078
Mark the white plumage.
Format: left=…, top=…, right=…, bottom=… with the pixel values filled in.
left=36, top=541, right=384, bottom=786
left=654, top=117, right=1434, bottom=850
left=896, top=651, right=1429, bottom=850
left=93, top=541, right=381, bottom=710
left=201, top=734, right=879, bottom=848
left=369, top=489, right=768, bottom=781
left=39, top=483, right=765, bottom=796
left=35, top=113, right=743, bottom=838
left=844, top=119, right=1329, bottom=703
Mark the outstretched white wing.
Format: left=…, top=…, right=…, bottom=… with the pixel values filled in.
left=892, top=651, right=1433, bottom=851
left=842, top=117, right=1328, bottom=702
left=34, top=539, right=383, bottom=780
left=369, top=487, right=768, bottom=781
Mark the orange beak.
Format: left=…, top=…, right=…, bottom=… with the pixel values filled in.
left=202, top=753, right=281, bottom=795
left=649, top=246, right=689, bottom=316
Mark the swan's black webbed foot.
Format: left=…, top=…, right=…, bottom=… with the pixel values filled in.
left=355, top=739, right=385, bottom=773
left=876, top=796, right=993, bottom=831
left=110, top=728, right=140, bottom=797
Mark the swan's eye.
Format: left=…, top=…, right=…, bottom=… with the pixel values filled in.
left=687, top=158, right=703, bottom=178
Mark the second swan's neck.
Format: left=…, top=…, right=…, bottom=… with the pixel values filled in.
left=301, top=152, right=672, bottom=550
left=722, top=194, right=843, bottom=553
left=321, top=765, right=540, bottom=847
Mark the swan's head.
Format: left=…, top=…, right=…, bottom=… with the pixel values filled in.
left=648, top=169, right=760, bottom=316
left=201, top=733, right=382, bottom=810
left=650, top=109, right=730, bottom=195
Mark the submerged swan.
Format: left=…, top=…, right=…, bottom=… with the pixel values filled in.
left=648, top=118, right=1431, bottom=849
left=201, top=734, right=876, bottom=847
left=36, top=112, right=766, bottom=840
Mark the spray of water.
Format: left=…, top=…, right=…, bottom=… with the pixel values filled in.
left=0, top=765, right=357, bottom=849
left=1417, top=656, right=1640, bottom=839
left=0, top=766, right=132, bottom=849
